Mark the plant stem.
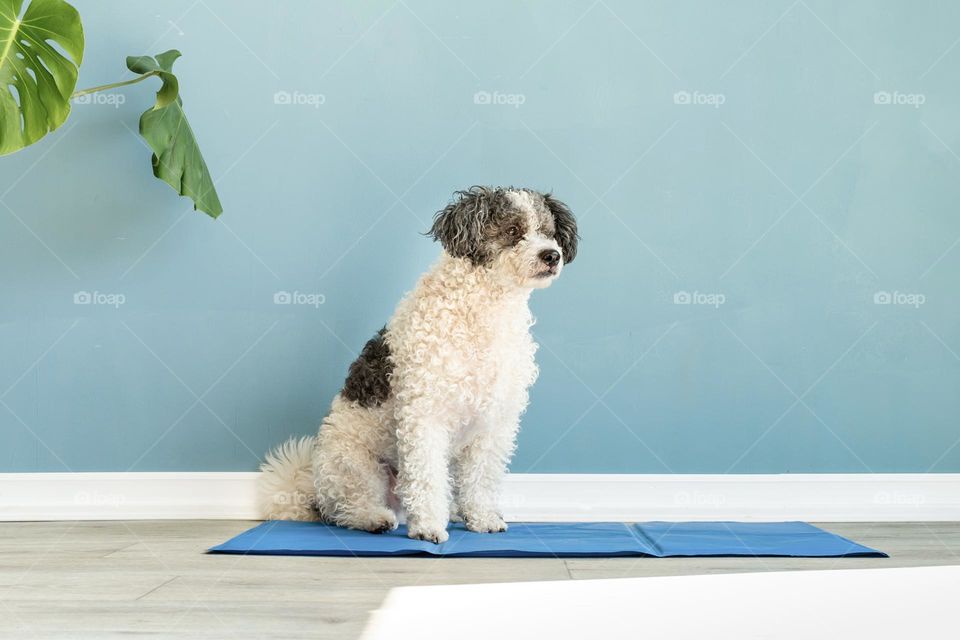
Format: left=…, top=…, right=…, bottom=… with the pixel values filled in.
left=70, top=71, right=159, bottom=99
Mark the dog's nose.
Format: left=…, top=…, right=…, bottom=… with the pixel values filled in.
left=539, top=249, right=561, bottom=267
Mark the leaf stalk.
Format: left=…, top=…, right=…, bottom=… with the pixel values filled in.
left=70, top=71, right=159, bottom=99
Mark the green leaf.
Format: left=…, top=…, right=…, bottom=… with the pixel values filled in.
left=127, top=50, right=222, bottom=218
left=0, top=0, right=84, bottom=155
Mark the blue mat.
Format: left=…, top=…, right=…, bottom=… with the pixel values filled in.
left=208, top=521, right=886, bottom=558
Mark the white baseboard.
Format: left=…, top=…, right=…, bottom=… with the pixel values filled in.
left=1, top=472, right=959, bottom=522
left=0, top=473, right=260, bottom=521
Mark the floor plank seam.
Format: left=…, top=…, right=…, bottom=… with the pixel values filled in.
left=135, top=575, right=180, bottom=601
left=101, top=542, right=141, bottom=558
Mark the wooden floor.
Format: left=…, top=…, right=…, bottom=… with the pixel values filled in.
left=0, top=521, right=958, bottom=639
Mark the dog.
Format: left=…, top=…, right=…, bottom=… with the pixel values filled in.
left=258, top=186, right=578, bottom=543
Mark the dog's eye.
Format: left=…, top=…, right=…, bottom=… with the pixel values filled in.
left=506, top=225, right=520, bottom=237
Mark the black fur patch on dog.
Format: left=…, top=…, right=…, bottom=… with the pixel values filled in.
left=342, top=327, right=393, bottom=406
left=429, top=186, right=501, bottom=265
left=544, top=193, right=578, bottom=264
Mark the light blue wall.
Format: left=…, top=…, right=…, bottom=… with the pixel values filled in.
left=2, top=0, right=959, bottom=473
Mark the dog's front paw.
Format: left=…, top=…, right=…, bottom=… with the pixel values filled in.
left=407, top=522, right=449, bottom=544
left=464, top=512, right=508, bottom=533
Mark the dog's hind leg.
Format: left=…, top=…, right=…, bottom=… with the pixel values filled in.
left=312, top=402, right=398, bottom=533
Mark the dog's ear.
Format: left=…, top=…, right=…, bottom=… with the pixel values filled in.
left=544, top=193, right=578, bottom=264
left=429, top=187, right=493, bottom=264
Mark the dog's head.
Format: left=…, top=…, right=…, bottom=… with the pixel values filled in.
left=428, top=187, right=578, bottom=289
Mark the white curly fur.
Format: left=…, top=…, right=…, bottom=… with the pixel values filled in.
left=257, top=436, right=320, bottom=522
left=259, top=190, right=567, bottom=543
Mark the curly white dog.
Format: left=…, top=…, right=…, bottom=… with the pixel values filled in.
left=258, top=186, right=578, bottom=543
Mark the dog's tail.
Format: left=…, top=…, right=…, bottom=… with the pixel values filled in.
left=257, top=436, right=320, bottom=521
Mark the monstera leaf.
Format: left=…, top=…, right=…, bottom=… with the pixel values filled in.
left=0, top=0, right=84, bottom=155
left=1, top=3, right=222, bottom=217
left=127, top=50, right=222, bottom=218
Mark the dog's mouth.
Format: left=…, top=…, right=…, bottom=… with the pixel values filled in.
left=533, top=267, right=558, bottom=279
